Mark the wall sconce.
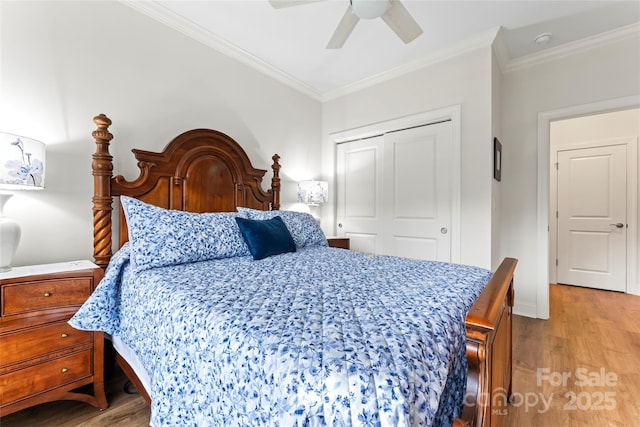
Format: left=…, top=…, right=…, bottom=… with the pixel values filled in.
left=0, top=132, right=46, bottom=271
left=297, top=180, right=328, bottom=206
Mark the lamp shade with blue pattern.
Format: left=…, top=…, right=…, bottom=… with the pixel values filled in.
left=0, top=132, right=46, bottom=271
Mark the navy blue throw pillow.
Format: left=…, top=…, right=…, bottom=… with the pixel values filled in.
left=235, top=216, right=296, bottom=260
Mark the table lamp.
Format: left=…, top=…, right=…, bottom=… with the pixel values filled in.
left=0, top=132, right=46, bottom=271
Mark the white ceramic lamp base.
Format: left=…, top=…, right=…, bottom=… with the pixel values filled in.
left=0, top=194, right=21, bottom=272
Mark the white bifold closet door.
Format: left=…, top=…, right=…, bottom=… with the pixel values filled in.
left=336, top=121, right=452, bottom=262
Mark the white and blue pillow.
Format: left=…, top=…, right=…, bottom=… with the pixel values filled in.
left=237, top=207, right=328, bottom=248
left=121, top=196, right=250, bottom=272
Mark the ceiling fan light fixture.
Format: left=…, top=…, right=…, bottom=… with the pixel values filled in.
left=350, top=0, right=391, bottom=19
left=270, top=0, right=420, bottom=49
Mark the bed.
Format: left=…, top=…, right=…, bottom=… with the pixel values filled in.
left=71, top=114, right=517, bottom=427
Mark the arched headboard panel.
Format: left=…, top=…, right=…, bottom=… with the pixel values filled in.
left=91, top=114, right=281, bottom=269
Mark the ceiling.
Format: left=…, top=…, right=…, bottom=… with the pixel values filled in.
left=125, top=1, right=640, bottom=99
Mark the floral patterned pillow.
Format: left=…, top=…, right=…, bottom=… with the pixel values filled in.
left=236, top=207, right=328, bottom=248
left=121, top=196, right=250, bottom=272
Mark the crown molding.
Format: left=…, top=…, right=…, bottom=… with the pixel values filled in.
left=323, top=27, right=501, bottom=101
left=119, top=0, right=323, bottom=101
left=121, top=0, right=498, bottom=103
left=501, top=22, right=640, bottom=74
left=120, top=1, right=639, bottom=101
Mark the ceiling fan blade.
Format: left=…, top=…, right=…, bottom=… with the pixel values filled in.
left=268, top=0, right=324, bottom=9
left=381, top=0, right=423, bottom=44
left=326, top=6, right=360, bottom=49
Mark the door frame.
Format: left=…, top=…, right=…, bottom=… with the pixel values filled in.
left=537, top=96, right=640, bottom=319
left=330, top=105, right=462, bottom=263
left=550, top=138, right=637, bottom=291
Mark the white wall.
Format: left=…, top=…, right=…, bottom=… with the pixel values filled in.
left=549, top=108, right=639, bottom=291
left=0, top=1, right=322, bottom=267
left=322, top=47, right=494, bottom=269
left=500, top=36, right=640, bottom=317
left=491, top=49, right=503, bottom=270
left=550, top=108, right=640, bottom=146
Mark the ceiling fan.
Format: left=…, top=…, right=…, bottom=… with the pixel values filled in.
left=269, top=0, right=423, bottom=49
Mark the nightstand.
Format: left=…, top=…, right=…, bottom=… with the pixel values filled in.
left=0, top=261, right=107, bottom=417
left=327, top=237, right=350, bottom=250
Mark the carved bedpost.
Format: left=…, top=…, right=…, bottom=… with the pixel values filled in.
left=459, top=338, right=487, bottom=427
left=91, top=114, right=114, bottom=269
left=271, top=154, right=281, bottom=211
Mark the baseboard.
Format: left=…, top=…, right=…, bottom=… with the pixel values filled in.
left=513, top=303, right=538, bottom=319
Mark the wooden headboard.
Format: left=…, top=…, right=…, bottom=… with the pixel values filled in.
left=90, top=114, right=281, bottom=269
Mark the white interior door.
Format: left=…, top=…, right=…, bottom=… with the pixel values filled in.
left=336, top=121, right=452, bottom=261
left=336, top=136, right=383, bottom=255
left=381, top=122, right=452, bottom=261
left=557, top=144, right=627, bottom=291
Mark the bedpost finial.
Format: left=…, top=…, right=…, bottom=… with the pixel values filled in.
left=271, top=154, right=281, bottom=211
left=93, top=114, right=112, bottom=130
left=92, top=114, right=114, bottom=143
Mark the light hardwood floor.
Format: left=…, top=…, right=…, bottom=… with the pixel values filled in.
left=505, top=283, right=640, bottom=426
left=2, top=283, right=638, bottom=426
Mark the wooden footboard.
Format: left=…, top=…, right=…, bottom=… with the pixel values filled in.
left=455, top=257, right=517, bottom=427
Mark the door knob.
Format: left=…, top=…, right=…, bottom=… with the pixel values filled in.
left=609, top=223, right=624, bottom=228
left=338, top=223, right=343, bottom=228
left=440, top=227, right=448, bottom=234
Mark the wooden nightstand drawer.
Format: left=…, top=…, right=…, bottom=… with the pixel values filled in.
left=0, top=321, right=92, bottom=368
left=327, top=237, right=350, bottom=250
left=2, top=278, right=92, bottom=316
left=0, top=349, right=92, bottom=405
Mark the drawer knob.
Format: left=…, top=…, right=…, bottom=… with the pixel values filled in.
left=61, top=368, right=68, bottom=373
left=61, top=333, right=68, bottom=338
left=43, top=292, right=51, bottom=297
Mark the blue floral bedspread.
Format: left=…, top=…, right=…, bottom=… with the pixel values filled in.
left=70, top=244, right=492, bottom=427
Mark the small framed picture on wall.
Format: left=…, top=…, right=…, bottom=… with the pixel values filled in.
left=493, top=137, right=502, bottom=182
